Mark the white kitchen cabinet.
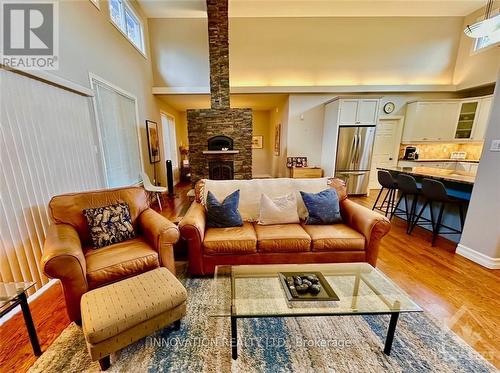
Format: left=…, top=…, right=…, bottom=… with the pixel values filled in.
left=453, top=100, right=479, bottom=140
left=338, top=99, right=379, bottom=126
left=402, top=96, right=493, bottom=143
left=402, top=102, right=460, bottom=142
left=472, top=97, right=493, bottom=141
left=338, top=100, right=358, bottom=125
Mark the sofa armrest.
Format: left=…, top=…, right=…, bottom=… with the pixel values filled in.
left=41, top=224, right=88, bottom=322
left=178, top=202, right=206, bottom=275
left=138, top=208, right=179, bottom=274
left=340, top=199, right=391, bottom=266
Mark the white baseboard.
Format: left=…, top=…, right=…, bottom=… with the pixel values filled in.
left=456, top=244, right=500, bottom=269
left=0, top=279, right=57, bottom=326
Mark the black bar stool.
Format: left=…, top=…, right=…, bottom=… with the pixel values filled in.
left=390, top=174, right=421, bottom=233
left=409, top=178, right=465, bottom=246
left=372, top=170, right=398, bottom=217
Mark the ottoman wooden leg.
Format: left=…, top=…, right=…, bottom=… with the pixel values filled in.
left=99, top=356, right=110, bottom=371
left=174, top=319, right=181, bottom=331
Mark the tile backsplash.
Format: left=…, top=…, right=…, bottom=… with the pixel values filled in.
left=399, top=143, right=483, bottom=160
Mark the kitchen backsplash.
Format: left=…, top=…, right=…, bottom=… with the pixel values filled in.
left=399, top=143, right=483, bottom=160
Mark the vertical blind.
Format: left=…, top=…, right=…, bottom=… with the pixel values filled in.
left=0, top=69, right=103, bottom=290
left=92, top=78, right=142, bottom=187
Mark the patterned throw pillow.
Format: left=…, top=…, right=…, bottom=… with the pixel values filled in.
left=83, top=203, right=136, bottom=249
left=206, top=190, right=243, bottom=228
left=300, top=189, right=342, bottom=225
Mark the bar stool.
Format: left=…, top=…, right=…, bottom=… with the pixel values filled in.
left=390, top=174, right=421, bottom=233
left=409, top=178, right=465, bottom=246
left=372, top=170, right=398, bottom=217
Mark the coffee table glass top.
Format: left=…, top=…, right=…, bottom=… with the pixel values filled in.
left=0, top=282, right=36, bottom=310
left=212, top=263, right=422, bottom=317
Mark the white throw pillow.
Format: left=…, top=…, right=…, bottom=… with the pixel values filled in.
left=258, top=193, right=300, bottom=225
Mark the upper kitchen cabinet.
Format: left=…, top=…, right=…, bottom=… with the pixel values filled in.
left=402, top=96, right=492, bottom=143
left=338, top=99, right=379, bottom=126
left=402, top=101, right=459, bottom=142
left=472, top=97, right=493, bottom=141
left=454, top=100, right=479, bottom=140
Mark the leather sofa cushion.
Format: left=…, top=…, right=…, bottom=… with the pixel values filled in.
left=203, top=222, right=257, bottom=255
left=302, top=224, right=365, bottom=252
left=85, top=237, right=159, bottom=289
left=49, top=187, right=149, bottom=246
left=255, top=224, right=311, bottom=253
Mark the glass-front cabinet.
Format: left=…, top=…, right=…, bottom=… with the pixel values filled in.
left=454, top=101, right=479, bottom=139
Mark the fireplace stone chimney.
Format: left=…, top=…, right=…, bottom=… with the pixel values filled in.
left=186, top=0, right=253, bottom=184
left=207, top=0, right=230, bottom=109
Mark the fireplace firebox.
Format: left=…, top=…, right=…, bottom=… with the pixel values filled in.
left=209, top=161, right=234, bottom=180
left=208, top=135, right=233, bottom=151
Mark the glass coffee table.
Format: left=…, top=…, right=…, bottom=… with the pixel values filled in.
left=0, top=282, right=41, bottom=356
left=212, top=263, right=422, bottom=359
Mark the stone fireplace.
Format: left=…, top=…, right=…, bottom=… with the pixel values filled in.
left=187, top=0, right=252, bottom=184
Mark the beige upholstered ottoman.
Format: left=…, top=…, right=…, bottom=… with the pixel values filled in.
left=81, top=268, right=187, bottom=370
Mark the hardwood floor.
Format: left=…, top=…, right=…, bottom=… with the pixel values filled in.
left=1, top=185, right=498, bottom=372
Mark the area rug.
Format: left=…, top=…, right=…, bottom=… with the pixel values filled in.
left=29, top=270, right=496, bottom=373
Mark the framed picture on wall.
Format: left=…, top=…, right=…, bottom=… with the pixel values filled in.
left=146, top=120, right=160, bottom=164
left=274, top=123, right=281, bottom=156
left=252, top=135, right=263, bottom=149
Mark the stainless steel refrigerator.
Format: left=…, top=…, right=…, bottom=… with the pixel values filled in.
left=334, top=125, right=376, bottom=195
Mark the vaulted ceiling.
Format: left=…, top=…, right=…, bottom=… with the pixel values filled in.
left=138, top=0, right=486, bottom=18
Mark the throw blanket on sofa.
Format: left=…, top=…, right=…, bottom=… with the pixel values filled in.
left=200, top=178, right=333, bottom=222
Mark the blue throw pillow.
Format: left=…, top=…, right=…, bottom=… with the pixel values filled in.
left=206, top=190, right=243, bottom=228
left=300, top=189, right=342, bottom=225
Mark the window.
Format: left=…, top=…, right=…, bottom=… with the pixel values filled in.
left=92, top=77, right=142, bottom=187
left=161, top=113, right=178, bottom=170
left=473, top=12, right=500, bottom=52
left=109, top=0, right=145, bottom=54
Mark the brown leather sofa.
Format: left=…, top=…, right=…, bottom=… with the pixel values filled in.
left=179, top=178, right=391, bottom=276
left=41, top=187, right=179, bottom=322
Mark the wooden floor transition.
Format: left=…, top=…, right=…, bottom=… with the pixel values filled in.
left=0, top=184, right=498, bottom=372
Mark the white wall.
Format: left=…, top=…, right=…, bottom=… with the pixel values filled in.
left=458, top=72, right=500, bottom=268
left=54, top=0, right=163, bottom=183
left=453, top=3, right=500, bottom=90
left=149, top=18, right=209, bottom=88
left=149, top=16, right=464, bottom=89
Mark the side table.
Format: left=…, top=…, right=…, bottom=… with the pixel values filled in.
left=0, top=282, right=41, bottom=356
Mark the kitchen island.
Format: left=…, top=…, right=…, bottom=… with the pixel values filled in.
left=377, top=166, right=476, bottom=242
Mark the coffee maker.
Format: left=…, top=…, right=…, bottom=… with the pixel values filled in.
left=403, top=146, right=418, bottom=160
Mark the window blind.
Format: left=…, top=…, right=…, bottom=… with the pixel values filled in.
left=0, top=69, right=103, bottom=289
left=92, top=79, right=142, bottom=187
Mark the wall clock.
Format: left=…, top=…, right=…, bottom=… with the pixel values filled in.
left=383, top=102, right=395, bottom=114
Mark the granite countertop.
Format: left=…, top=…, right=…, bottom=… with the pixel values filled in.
left=378, top=166, right=475, bottom=185
left=398, top=159, right=480, bottom=163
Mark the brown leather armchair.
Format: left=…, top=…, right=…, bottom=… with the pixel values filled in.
left=41, top=187, right=179, bottom=322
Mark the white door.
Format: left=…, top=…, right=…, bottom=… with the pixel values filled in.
left=357, top=100, right=379, bottom=125
left=339, top=100, right=358, bottom=125
left=369, top=119, right=401, bottom=189
left=161, top=113, right=178, bottom=179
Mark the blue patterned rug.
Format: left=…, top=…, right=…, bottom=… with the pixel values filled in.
left=30, top=271, right=496, bottom=372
